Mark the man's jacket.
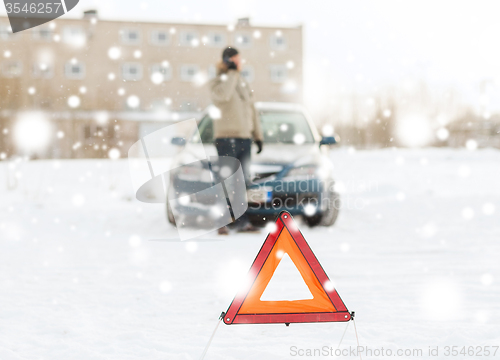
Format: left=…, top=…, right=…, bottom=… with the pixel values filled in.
left=209, top=69, right=263, bottom=141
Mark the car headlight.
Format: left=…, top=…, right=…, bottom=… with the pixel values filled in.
left=178, top=152, right=200, bottom=166
left=284, top=165, right=317, bottom=179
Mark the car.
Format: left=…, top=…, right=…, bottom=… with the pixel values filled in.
left=167, top=102, right=340, bottom=228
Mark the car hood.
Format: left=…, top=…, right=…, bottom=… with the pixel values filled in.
left=179, top=142, right=325, bottom=180
left=252, top=143, right=321, bottom=165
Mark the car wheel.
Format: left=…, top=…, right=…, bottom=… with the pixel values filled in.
left=248, top=215, right=268, bottom=228
left=166, top=197, right=176, bottom=225
left=303, top=213, right=321, bottom=227
left=304, top=191, right=340, bottom=227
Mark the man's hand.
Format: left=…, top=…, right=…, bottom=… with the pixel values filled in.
left=255, top=140, right=263, bottom=154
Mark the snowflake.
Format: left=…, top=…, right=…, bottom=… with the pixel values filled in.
left=324, top=281, right=335, bottom=291
left=185, top=242, right=198, bottom=253
left=461, top=207, right=474, bottom=220
left=108, top=47, right=121, bottom=60
left=127, top=95, right=140, bottom=109
left=293, top=133, right=305, bottom=144
left=71, top=194, right=85, bottom=207
left=151, top=72, right=164, bottom=84
left=108, top=148, right=120, bottom=160
left=466, top=139, right=478, bottom=151
left=208, top=105, right=221, bottom=119
left=482, top=203, right=495, bottom=215
left=159, top=281, right=172, bottom=293
left=67, top=95, right=80, bottom=108
left=13, top=112, right=52, bottom=153
left=129, top=235, right=142, bottom=247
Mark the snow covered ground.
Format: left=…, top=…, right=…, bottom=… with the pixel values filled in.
left=1, top=148, right=499, bottom=359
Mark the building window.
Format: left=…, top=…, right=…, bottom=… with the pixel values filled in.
left=270, top=64, right=287, bottom=83
left=207, top=32, right=226, bottom=47
left=65, top=61, right=85, bottom=79
left=122, top=62, right=143, bottom=81
left=234, top=33, right=252, bottom=48
left=150, top=63, right=172, bottom=81
left=150, top=30, right=170, bottom=45
left=85, top=125, right=104, bottom=139
left=32, top=62, right=53, bottom=78
left=121, top=29, right=141, bottom=45
left=179, top=31, right=199, bottom=46
left=0, top=24, right=14, bottom=40
left=270, top=34, right=287, bottom=50
left=32, top=26, right=53, bottom=41
left=1, top=61, right=22, bottom=77
left=180, top=64, right=199, bottom=82
left=84, top=124, right=113, bottom=139
left=38, top=99, right=52, bottom=109
left=207, top=65, right=217, bottom=79
left=62, top=26, right=86, bottom=46
left=241, top=65, right=254, bottom=83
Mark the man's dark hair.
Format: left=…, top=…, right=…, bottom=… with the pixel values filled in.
left=222, top=47, right=239, bottom=61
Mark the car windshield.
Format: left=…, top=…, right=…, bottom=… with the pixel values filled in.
left=192, top=110, right=315, bottom=144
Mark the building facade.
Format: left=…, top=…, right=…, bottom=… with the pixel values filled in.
left=0, top=12, right=303, bottom=158
left=446, top=115, right=500, bottom=149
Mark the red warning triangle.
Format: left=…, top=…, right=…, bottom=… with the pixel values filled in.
left=223, top=211, right=352, bottom=325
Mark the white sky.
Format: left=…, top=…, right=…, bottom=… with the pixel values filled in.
left=3, top=0, right=500, bottom=111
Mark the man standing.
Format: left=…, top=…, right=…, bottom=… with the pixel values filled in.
left=209, top=46, right=263, bottom=234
